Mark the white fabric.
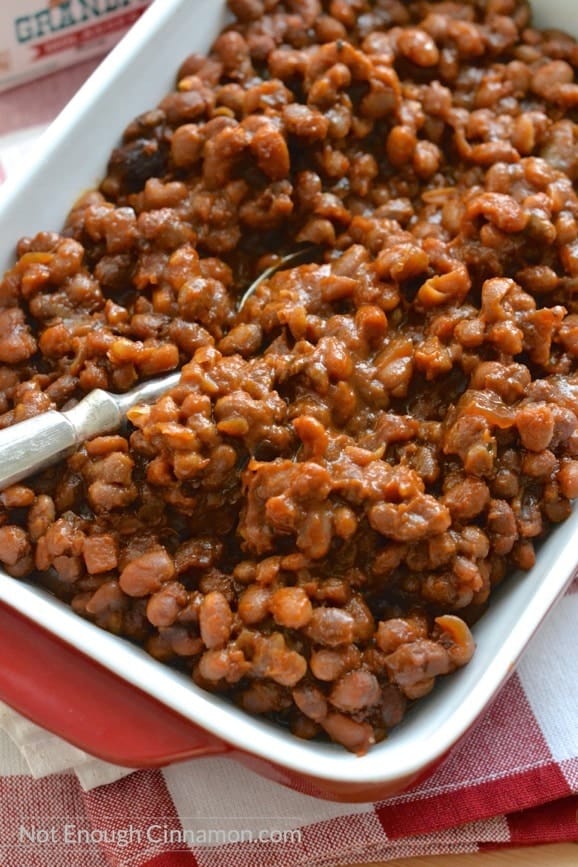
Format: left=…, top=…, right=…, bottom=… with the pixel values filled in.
left=517, top=592, right=578, bottom=763
left=0, top=701, right=132, bottom=790
left=164, top=756, right=373, bottom=840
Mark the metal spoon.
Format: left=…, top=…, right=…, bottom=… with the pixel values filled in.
left=0, top=246, right=317, bottom=490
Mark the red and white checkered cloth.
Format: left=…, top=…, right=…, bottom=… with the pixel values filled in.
left=1, top=68, right=578, bottom=867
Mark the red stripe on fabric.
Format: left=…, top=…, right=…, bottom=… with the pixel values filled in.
left=0, top=774, right=107, bottom=867
left=479, top=796, right=578, bottom=849
left=433, top=675, right=552, bottom=784
left=377, top=763, right=570, bottom=839
left=377, top=673, right=565, bottom=838
left=561, top=757, right=578, bottom=790
left=82, top=769, right=197, bottom=867
left=508, top=795, right=578, bottom=845
left=142, top=853, right=199, bottom=867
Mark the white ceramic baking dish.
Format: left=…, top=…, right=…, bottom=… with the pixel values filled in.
left=0, top=0, right=575, bottom=803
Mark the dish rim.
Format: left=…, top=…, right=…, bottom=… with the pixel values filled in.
left=0, top=0, right=576, bottom=789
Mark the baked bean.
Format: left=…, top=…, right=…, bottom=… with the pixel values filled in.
left=119, top=547, right=175, bottom=597
left=293, top=682, right=328, bottom=722
left=321, top=713, right=374, bottom=755
left=443, top=477, right=490, bottom=520
left=369, top=494, right=451, bottom=542
left=516, top=405, right=554, bottom=452
left=557, top=461, right=578, bottom=499
left=199, top=591, right=233, bottom=649
left=0, top=309, right=36, bottom=363
left=532, top=60, right=574, bottom=100
left=386, top=126, right=416, bottom=168
left=376, top=618, right=427, bottom=654
left=434, top=615, right=475, bottom=668
left=85, top=581, right=127, bottom=617
left=27, top=495, right=56, bottom=543
left=487, top=500, right=518, bottom=555
left=251, top=632, right=307, bottom=687
left=198, top=647, right=250, bottom=683
left=249, top=123, right=290, bottom=180
left=269, top=586, right=313, bottom=629
left=384, top=639, right=451, bottom=694
left=310, top=645, right=361, bottom=681
left=0, top=485, right=35, bottom=509
left=0, top=526, right=30, bottom=567
left=237, top=681, right=291, bottom=714
left=413, top=140, right=441, bottom=179
left=147, top=582, right=188, bottom=628
left=305, top=607, right=355, bottom=647
left=238, top=585, right=273, bottom=625
left=398, top=28, right=440, bottom=67
left=329, top=669, right=381, bottom=713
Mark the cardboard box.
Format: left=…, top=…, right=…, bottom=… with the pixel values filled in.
left=0, top=0, right=152, bottom=94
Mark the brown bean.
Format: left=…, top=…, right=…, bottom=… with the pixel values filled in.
left=199, top=591, right=233, bottom=649
left=435, top=615, right=475, bottom=668
left=305, top=607, right=355, bottom=647
left=0, top=526, right=30, bottom=567
left=309, top=645, right=361, bottom=681
left=386, top=126, right=416, bottom=168
left=119, top=547, right=175, bottom=597
left=198, top=648, right=250, bottom=683
left=238, top=585, right=273, bottom=625
left=558, top=461, right=578, bottom=499
left=147, top=582, right=188, bottom=627
left=516, top=405, right=554, bottom=452
left=320, top=712, right=374, bottom=754
left=384, top=639, right=451, bottom=691
left=269, top=586, right=313, bottom=629
left=376, top=618, right=426, bottom=654
left=293, top=682, right=328, bottom=722
left=0, top=485, right=35, bottom=509
left=398, top=29, right=440, bottom=67
left=329, top=669, right=381, bottom=713
left=532, top=61, right=574, bottom=100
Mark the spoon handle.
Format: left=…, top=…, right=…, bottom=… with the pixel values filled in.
left=0, top=389, right=122, bottom=491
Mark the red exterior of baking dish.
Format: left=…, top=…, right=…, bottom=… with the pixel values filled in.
left=0, top=600, right=445, bottom=801
left=0, top=602, right=228, bottom=767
